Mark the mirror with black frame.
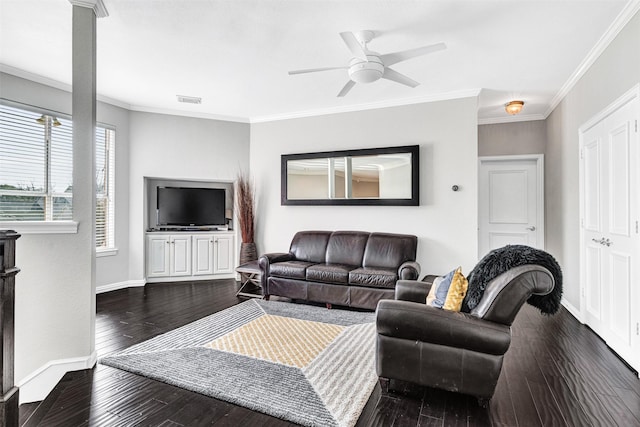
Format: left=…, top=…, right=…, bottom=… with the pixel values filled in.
left=281, top=145, right=419, bottom=206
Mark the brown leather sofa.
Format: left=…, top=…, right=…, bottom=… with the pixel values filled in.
left=258, top=230, right=420, bottom=310
left=376, top=264, right=555, bottom=405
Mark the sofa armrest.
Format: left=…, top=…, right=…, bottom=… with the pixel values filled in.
left=398, top=260, right=420, bottom=280
left=258, top=252, right=293, bottom=289
left=376, top=299, right=511, bottom=355
left=395, top=280, right=431, bottom=303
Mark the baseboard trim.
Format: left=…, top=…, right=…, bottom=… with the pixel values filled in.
left=96, top=279, right=146, bottom=294
left=561, top=298, right=583, bottom=323
left=145, top=273, right=236, bottom=283
left=17, top=351, right=97, bottom=404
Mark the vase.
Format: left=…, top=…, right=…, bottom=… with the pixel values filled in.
left=239, top=242, right=258, bottom=266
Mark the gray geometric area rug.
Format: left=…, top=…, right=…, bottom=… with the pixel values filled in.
left=100, top=299, right=378, bottom=427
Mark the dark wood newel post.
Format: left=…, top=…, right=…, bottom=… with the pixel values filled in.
left=0, top=230, right=20, bottom=427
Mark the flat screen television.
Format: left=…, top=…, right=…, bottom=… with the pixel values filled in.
left=157, top=187, right=226, bottom=228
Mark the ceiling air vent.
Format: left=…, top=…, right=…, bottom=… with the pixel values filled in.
left=176, top=95, right=202, bottom=104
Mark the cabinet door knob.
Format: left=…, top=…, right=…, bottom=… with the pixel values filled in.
left=526, top=226, right=536, bottom=231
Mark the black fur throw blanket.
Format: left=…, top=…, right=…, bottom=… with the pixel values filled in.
left=462, top=245, right=563, bottom=315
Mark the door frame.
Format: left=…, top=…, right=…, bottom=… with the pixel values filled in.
left=478, top=154, right=545, bottom=258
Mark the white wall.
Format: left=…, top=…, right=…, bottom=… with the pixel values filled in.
left=546, top=10, right=640, bottom=310
left=478, top=120, right=546, bottom=157
left=128, top=111, right=250, bottom=281
left=0, top=72, right=129, bottom=392
left=251, top=97, right=479, bottom=275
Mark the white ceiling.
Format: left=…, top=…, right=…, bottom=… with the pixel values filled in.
left=0, top=0, right=636, bottom=123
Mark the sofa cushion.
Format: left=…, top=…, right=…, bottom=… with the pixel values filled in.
left=349, top=267, right=398, bottom=289
left=362, top=233, right=417, bottom=269
left=269, top=261, right=316, bottom=279
left=325, top=231, right=369, bottom=266
left=306, top=263, right=355, bottom=284
left=290, top=231, right=332, bottom=263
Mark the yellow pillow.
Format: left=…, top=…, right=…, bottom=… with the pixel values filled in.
left=443, top=267, right=468, bottom=312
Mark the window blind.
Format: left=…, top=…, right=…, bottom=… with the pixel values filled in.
left=0, top=102, right=116, bottom=250
left=50, top=116, right=73, bottom=220
left=1, top=105, right=51, bottom=220
left=96, top=127, right=115, bottom=249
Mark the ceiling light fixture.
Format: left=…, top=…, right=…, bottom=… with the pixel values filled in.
left=505, top=100, right=524, bottom=115
left=36, top=115, right=62, bottom=126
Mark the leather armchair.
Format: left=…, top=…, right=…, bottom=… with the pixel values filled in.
left=375, top=264, right=555, bottom=405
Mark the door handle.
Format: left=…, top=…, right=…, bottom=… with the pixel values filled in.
left=526, top=226, right=536, bottom=231
left=591, top=237, right=613, bottom=246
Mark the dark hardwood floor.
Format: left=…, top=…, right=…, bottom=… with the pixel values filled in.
left=19, top=279, right=640, bottom=426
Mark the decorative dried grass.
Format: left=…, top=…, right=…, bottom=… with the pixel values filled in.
left=235, top=173, right=255, bottom=243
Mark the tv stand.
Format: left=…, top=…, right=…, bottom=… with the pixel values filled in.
left=151, top=225, right=229, bottom=232
left=145, top=230, right=235, bottom=282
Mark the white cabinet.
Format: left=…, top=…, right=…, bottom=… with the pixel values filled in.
left=147, top=234, right=170, bottom=277
left=213, top=234, right=234, bottom=274
left=146, top=232, right=235, bottom=282
left=170, top=234, right=192, bottom=276
left=193, top=234, right=215, bottom=276
left=146, top=234, right=193, bottom=278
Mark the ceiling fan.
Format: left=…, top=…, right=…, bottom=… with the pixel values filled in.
left=288, top=30, right=446, bottom=97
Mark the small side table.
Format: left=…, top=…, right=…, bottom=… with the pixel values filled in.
left=235, top=260, right=262, bottom=298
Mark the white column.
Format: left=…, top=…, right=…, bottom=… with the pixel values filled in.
left=328, top=158, right=336, bottom=199
left=344, top=156, right=353, bottom=199
left=69, top=0, right=108, bottom=358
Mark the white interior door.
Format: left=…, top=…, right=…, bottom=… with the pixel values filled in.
left=580, top=87, right=639, bottom=372
left=478, top=155, right=544, bottom=258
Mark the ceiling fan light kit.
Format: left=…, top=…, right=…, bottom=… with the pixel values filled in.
left=288, top=30, right=446, bottom=97
left=505, top=100, right=524, bottom=115
left=348, top=56, right=384, bottom=83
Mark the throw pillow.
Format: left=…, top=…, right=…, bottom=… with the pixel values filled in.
left=426, top=268, right=456, bottom=308
left=443, top=267, right=468, bottom=312
left=426, top=276, right=443, bottom=306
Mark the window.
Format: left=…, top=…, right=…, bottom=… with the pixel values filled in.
left=96, top=127, right=116, bottom=250
left=0, top=102, right=116, bottom=250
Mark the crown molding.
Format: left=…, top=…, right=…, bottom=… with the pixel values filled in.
left=1, top=64, right=71, bottom=92
left=544, top=0, right=640, bottom=119
left=249, top=89, right=482, bottom=123
left=126, top=104, right=250, bottom=123
left=68, top=0, right=109, bottom=18
left=1, top=64, right=131, bottom=110
left=1, top=64, right=248, bottom=122
left=1, top=64, right=475, bottom=124
left=478, top=113, right=546, bottom=125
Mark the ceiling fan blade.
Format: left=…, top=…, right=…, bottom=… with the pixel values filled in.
left=382, top=67, right=420, bottom=88
left=288, top=66, right=347, bottom=75
left=337, top=80, right=356, bottom=97
left=380, top=42, right=446, bottom=66
left=339, top=32, right=368, bottom=61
